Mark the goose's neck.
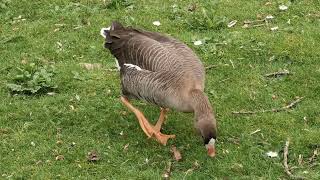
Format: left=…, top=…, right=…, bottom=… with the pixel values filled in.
left=190, top=89, right=217, bottom=157
left=190, top=89, right=214, bottom=121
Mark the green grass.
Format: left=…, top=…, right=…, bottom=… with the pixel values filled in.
left=1, top=0, right=320, bottom=179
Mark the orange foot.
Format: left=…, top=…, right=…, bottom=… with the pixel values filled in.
left=120, top=96, right=175, bottom=145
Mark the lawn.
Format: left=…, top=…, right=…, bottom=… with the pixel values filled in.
left=1, top=0, right=320, bottom=179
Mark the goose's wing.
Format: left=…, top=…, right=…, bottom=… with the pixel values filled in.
left=120, top=64, right=182, bottom=109
left=134, top=28, right=200, bottom=61
left=103, top=22, right=175, bottom=72
left=102, top=22, right=203, bottom=74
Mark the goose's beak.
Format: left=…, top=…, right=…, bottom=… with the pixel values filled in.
left=206, top=138, right=216, bottom=157
left=206, top=144, right=216, bottom=157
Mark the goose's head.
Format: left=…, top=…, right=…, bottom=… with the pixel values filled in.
left=190, top=89, right=217, bottom=157
left=196, top=117, right=217, bottom=157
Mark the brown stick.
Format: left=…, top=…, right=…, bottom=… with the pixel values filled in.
left=265, top=70, right=290, bottom=77
left=232, top=97, right=304, bottom=115
left=252, top=24, right=266, bottom=28
left=205, top=65, right=218, bottom=70
left=283, top=139, right=306, bottom=179
left=283, top=140, right=292, bottom=176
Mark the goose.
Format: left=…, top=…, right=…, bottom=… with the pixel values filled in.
left=100, top=21, right=217, bottom=157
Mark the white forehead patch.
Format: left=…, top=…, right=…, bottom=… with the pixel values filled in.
left=100, top=27, right=110, bottom=38
left=208, top=138, right=216, bottom=145
left=124, top=63, right=142, bottom=71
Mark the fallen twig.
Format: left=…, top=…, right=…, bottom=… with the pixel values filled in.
left=283, top=139, right=292, bottom=176
left=298, top=154, right=303, bottom=166
left=219, top=78, right=230, bottom=83
left=242, top=19, right=266, bottom=28
left=205, top=65, right=218, bottom=70
left=283, top=139, right=306, bottom=179
left=250, top=128, right=261, bottom=135
left=232, top=96, right=304, bottom=115
left=252, top=24, right=266, bottom=28
left=265, top=69, right=290, bottom=78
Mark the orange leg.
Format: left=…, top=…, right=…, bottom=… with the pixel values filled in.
left=120, top=97, right=175, bottom=145
left=154, top=108, right=168, bottom=132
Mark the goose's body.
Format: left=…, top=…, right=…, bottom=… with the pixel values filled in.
left=101, top=22, right=217, bottom=157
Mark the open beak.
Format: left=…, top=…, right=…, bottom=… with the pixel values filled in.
left=206, top=144, right=216, bottom=157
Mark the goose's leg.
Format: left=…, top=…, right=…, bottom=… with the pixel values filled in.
left=120, top=96, right=153, bottom=138
left=153, top=108, right=175, bottom=145
left=120, top=96, right=175, bottom=145
left=154, top=108, right=168, bottom=132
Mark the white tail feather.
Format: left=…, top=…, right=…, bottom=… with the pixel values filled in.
left=115, top=58, right=120, bottom=70
left=124, top=63, right=142, bottom=71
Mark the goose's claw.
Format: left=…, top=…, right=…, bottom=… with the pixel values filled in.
left=120, top=97, right=175, bottom=145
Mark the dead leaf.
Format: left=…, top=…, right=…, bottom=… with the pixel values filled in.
left=162, top=161, right=172, bottom=180
left=121, top=111, right=128, bottom=116
left=308, top=149, right=318, bottom=164
left=242, top=24, right=250, bottom=28
left=79, top=63, right=101, bottom=70
left=171, top=145, right=182, bottom=161
left=123, top=143, right=129, bottom=151
left=231, top=163, right=243, bottom=172
left=0, top=128, right=9, bottom=135
left=256, top=14, right=263, bottom=19
left=188, top=3, right=197, bottom=12
left=75, top=94, right=80, bottom=101
left=21, top=59, right=28, bottom=64
left=56, top=140, right=63, bottom=145
left=69, top=105, right=75, bottom=111
left=55, top=155, right=64, bottom=161
left=265, top=2, right=272, bottom=6
left=87, top=151, right=100, bottom=162
left=227, top=137, right=240, bottom=145
left=272, top=95, right=277, bottom=100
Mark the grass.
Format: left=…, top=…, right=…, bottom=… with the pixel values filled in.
left=1, top=0, right=320, bottom=179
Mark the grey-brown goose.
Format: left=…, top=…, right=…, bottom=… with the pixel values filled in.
left=100, top=21, right=217, bottom=157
